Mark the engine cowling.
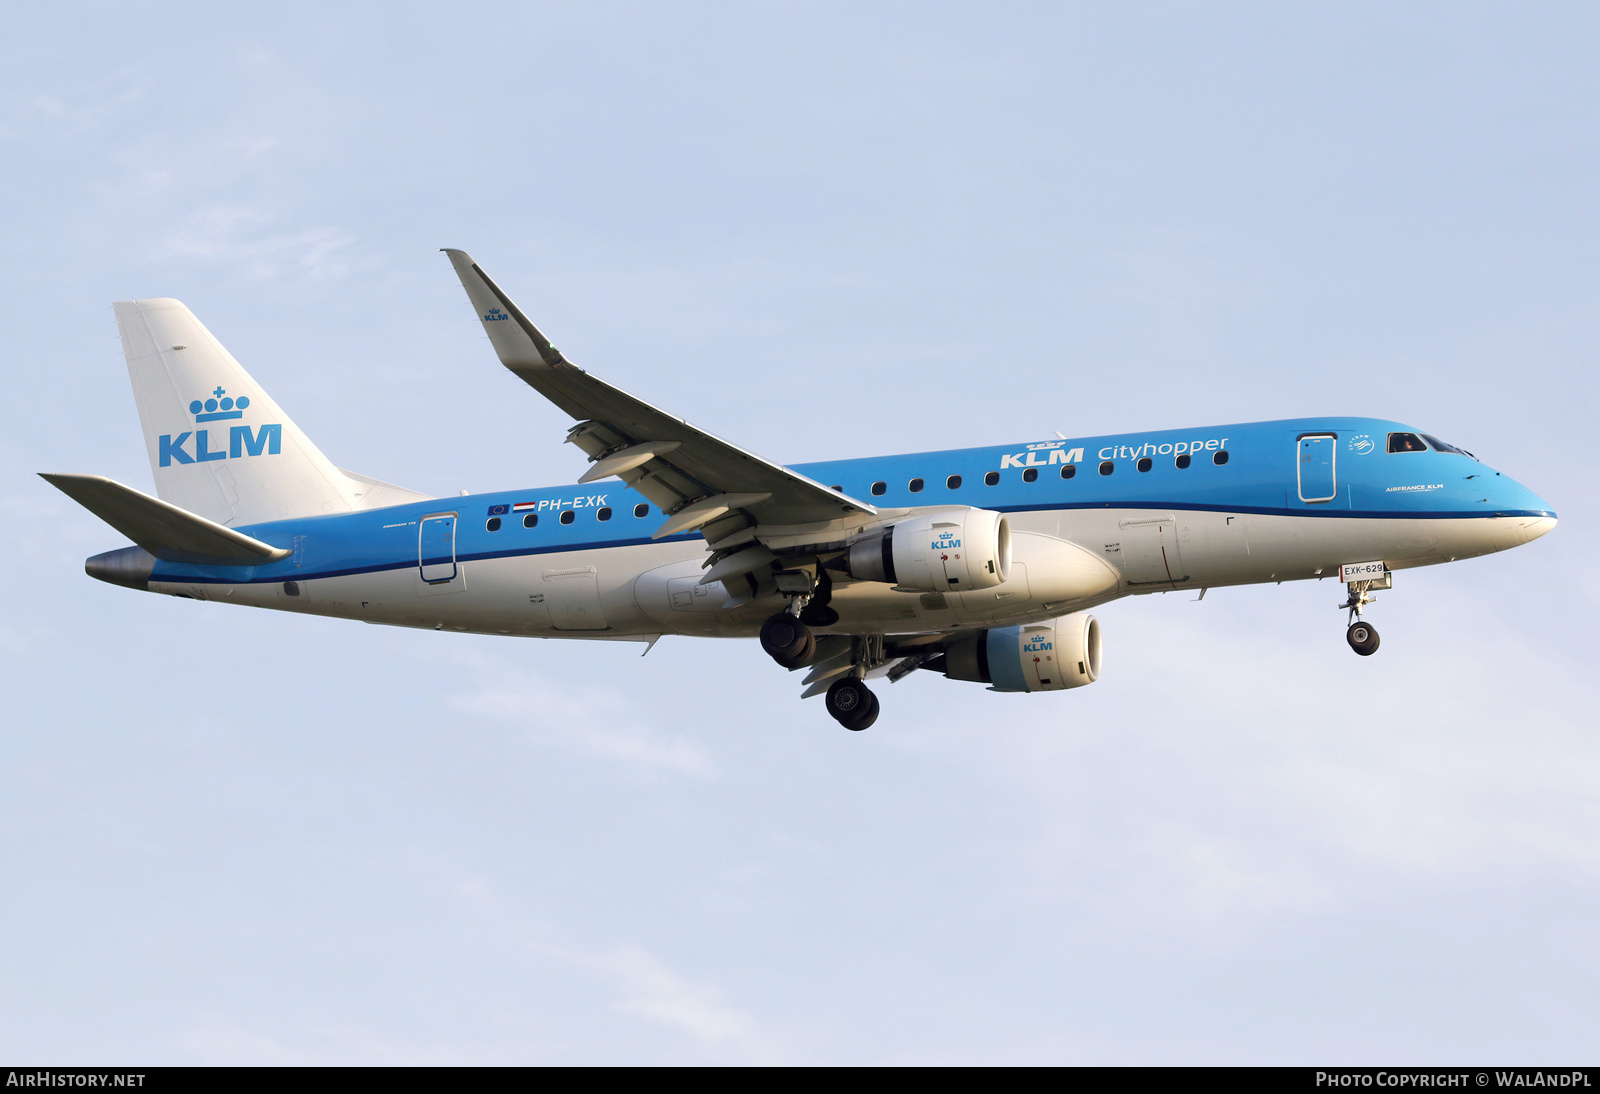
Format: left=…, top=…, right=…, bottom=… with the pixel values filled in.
left=941, top=613, right=1101, bottom=692
left=845, top=508, right=1011, bottom=592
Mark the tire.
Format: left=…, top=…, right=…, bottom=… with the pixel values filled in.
left=760, top=613, right=812, bottom=666
left=1346, top=621, right=1380, bottom=657
left=826, top=678, right=877, bottom=729
left=790, top=631, right=816, bottom=668
left=844, top=690, right=880, bottom=731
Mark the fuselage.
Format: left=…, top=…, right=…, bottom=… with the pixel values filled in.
left=130, top=417, right=1557, bottom=641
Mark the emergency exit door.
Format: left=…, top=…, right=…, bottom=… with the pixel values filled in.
left=1298, top=435, right=1337, bottom=503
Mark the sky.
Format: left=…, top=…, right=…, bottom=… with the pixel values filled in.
left=2, top=1, right=1597, bottom=1064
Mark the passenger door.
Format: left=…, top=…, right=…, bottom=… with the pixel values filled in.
left=1297, top=434, right=1337, bottom=503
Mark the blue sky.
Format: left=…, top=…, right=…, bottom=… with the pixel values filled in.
left=2, top=1, right=1597, bottom=1063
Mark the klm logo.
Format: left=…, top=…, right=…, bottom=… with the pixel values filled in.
left=931, top=534, right=962, bottom=552
left=160, top=387, right=280, bottom=466
left=484, top=307, right=510, bottom=321
left=190, top=386, right=250, bottom=422
left=1023, top=637, right=1054, bottom=654
left=1000, top=446, right=1082, bottom=470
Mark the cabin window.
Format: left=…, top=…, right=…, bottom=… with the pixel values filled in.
left=1213, top=450, right=1229, bottom=465
left=1099, top=461, right=1114, bottom=476
left=1387, top=432, right=1427, bottom=453
left=1061, top=464, right=1076, bottom=479
left=523, top=513, right=538, bottom=528
left=908, top=478, right=925, bottom=493
left=871, top=481, right=887, bottom=496
left=634, top=503, right=649, bottom=517
left=1175, top=453, right=1191, bottom=469
left=984, top=471, right=1000, bottom=486
left=486, top=516, right=502, bottom=531
left=597, top=507, right=612, bottom=522
left=283, top=581, right=300, bottom=597
left=559, top=509, right=575, bottom=525
left=1137, top=457, right=1153, bottom=473
left=1022, top=467, right=1038, bottom=483
left=946, top=474, right=962, bottom=489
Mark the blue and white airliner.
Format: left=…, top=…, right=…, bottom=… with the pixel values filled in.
left=44, top=250, right=1558, bottom=729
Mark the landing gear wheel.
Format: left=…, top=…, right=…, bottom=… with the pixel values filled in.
left=851, top=690, right=880, bottom=731
left=761, top=612, right=813, bottom=668
left=1346, top=621, right=1380, bottom=657
left=826, top=677, right=879, bottom=731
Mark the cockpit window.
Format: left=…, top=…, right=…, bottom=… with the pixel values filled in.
left=1387, top=432, right=1428, bottom=453
left=1422, top=434, right=1477, bottom=459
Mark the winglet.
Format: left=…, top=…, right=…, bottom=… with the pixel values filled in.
left=440, top=250, right=879, bottom=527
left=442, top=248, right=569, bottom=368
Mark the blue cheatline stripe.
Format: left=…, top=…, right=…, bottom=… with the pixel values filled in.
left=155, top=506, right=1553, bottom=587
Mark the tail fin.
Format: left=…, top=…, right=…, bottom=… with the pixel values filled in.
left=115, top=298, right=380, bottom=526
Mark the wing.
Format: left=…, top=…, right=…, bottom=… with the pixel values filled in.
left=442, top=249, right=876, bottom=547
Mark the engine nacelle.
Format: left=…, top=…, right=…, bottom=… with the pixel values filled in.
left=941, top=613, right=1101, bottom=692
left=845, top=508, right=1011, bottom=592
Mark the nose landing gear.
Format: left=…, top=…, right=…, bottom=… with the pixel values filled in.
left=1338, top=571, right=1390, bottom=657
left=1346, top=620, right=1380, bottom=656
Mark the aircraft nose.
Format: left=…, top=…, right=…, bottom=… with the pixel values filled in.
left=1518, top=515, right=1558, bottom=544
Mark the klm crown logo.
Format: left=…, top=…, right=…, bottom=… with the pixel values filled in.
left=190, top=386, right=250, bottom=422
left=483, top=307, right=510, bottom=321
left=159, top=384, right=281, bottom=468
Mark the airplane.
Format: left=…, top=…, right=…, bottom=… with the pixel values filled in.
left=42, top=250, right=1558, bottom=730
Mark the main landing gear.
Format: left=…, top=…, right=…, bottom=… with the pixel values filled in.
left=824, top=676, right=879, bottom=731
left=759, top=610, right=814, bottom=668
left=1338, top=575, right=1389, bottom=657
left=759, top=566, right=882, bottom=730
left=760, top=609, right=882, bottom=730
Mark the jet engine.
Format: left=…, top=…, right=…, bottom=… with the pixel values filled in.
left=845, top=508, right=1011, bottom=592
left=937, top=612, right=1101, bottom=692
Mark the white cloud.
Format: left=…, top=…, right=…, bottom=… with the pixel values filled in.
left=160, top=205, right=355, bottom=282
left=585, top=946, right=754, bottom=1043
left=0, top=70, right=144, bottom=144
left=445, top=648, right=717, bottom=777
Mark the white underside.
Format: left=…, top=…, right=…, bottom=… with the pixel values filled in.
left=151, top=509, right=1557, bottom=640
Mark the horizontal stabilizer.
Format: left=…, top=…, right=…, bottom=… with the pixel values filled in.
left=41, top=473, right=290, bottom=565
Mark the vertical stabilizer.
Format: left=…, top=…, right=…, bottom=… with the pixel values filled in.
left=114, top=298, right=361, bottom=527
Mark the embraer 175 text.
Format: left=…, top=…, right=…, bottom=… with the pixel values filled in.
left=44, top=251, right=1558, bottom=730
